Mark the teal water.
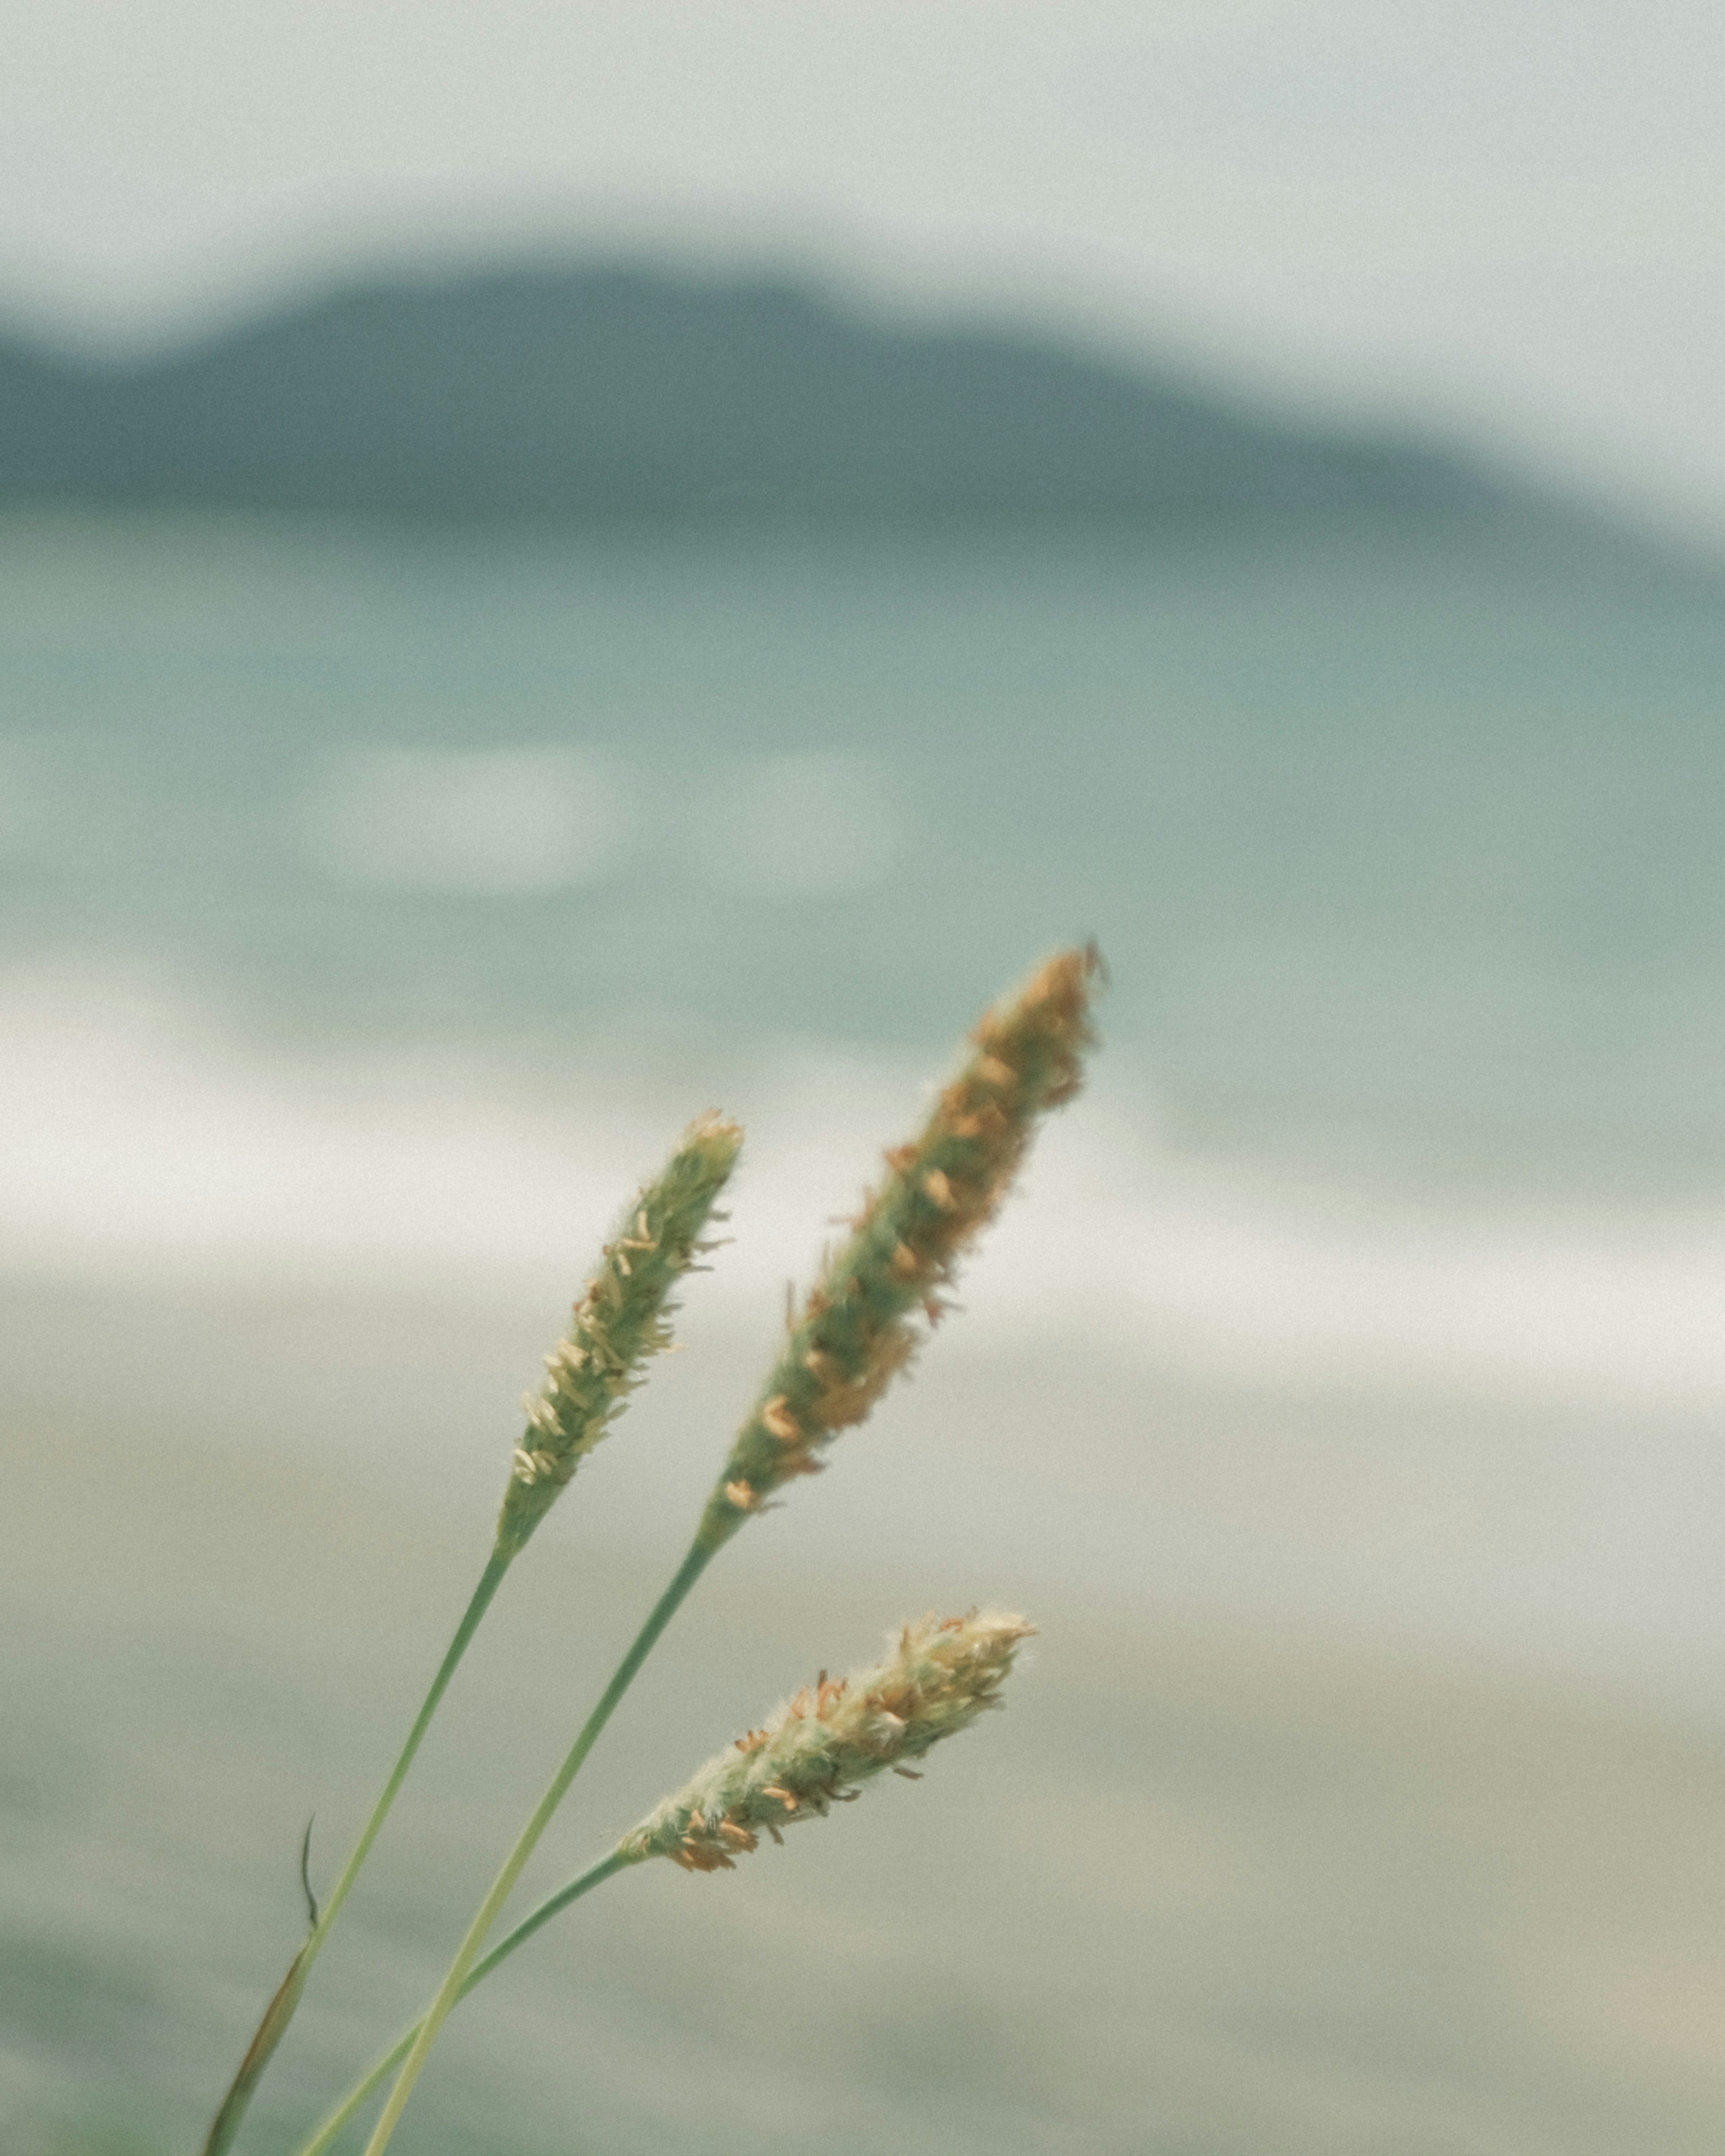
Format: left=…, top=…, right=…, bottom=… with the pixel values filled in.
left=5, top=504, right=1725, bottom=1668
left=6, top=508, right=1725, bottom=2153
left=2, top=508, right=1723, bottom=1183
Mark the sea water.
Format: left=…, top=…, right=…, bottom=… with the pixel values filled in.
left=6, top=506, right=1725, bottom=2154
left=3, top=505, right=1725, bottom=1702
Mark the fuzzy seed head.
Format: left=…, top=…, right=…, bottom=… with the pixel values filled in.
left=696, top=945, right=1100, bottom=1546
left=620, top=1608, right=1035, bottom=1872
left=494, top=1112, right=742, bottom=1559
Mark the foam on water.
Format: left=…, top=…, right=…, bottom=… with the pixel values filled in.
left=3, top=508, right=1724, bottom=1717
left=4, top=966, right=1724, bottom=1412
left=303, top=743, right=628, bottom=892
left=3, top=967, right=1722, bottom=1716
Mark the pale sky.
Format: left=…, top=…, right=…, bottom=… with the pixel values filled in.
left=3, top=0, right=1724, bottom=537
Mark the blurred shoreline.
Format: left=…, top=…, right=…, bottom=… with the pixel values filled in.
left=3, top=970, right=1723, bottom=1724
left=6, top=498, right=1725, bottom=2149
left=8, top=1393, right=1725, bottom=2155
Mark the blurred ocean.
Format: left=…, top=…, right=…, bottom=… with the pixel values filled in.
left=4, top=504, right=1725, bottom=2151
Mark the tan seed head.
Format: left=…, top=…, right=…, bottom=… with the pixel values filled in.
left=620, top=1608, right=1035, bottom=1873
left=696, top=945, right=1101, bottom=1545
left=494, top=1112, right=743, bottom=1560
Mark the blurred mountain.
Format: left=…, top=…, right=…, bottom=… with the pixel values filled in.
left=0, top=262, right=1539, bottom=525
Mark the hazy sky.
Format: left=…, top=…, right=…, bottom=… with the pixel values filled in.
left=3, top=0, right=1723, bottom=535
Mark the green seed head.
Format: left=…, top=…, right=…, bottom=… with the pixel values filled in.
left=698, top=944, right=1101, bottom=1546
left=620, top=1608, right=1035, bottom=1872
left=495, top=1111, right=743, bottom=1560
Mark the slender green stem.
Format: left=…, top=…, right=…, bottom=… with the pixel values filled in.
left=360, top=1538, right=715, bottom=2155
left=201, top=1551, right=512, bottom=2156
left=289, top=1849, right=637, bottom=2156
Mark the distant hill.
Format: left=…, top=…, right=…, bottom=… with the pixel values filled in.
left=0, top=263, right=1529, bottom=525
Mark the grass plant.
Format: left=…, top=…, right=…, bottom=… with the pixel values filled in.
left=199, top=1118, right=740, bottom=2155
left=291, top=1611, right=1035, bottom=2156
left=199, top=947, right=1099, bottom=2154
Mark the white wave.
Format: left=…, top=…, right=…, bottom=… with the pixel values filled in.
left=694, top=751, right=902, bottom=896
left=2, top=966, right=1724, bottom=1414
left=301, top=743, right=626, bottom=892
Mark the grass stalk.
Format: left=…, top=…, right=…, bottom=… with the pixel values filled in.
left=200, top=1552, right=510, bottom=2156
left=290, top=1850, right=637, bottom=2156
left=201, top=1116, right=739, bottom=2152
left=304, top=1605, right=1033, bottom=2153
left=351, top=949, right=1099, bottom=2152
left=358, top=1540, right=715, bottom=2155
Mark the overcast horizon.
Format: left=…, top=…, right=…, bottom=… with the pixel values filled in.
left=2, top=0, right=1723, bottom=544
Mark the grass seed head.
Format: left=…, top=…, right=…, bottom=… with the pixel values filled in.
left=619, top=1608, right=1035, bottom=1872
left=696, top=945, right=1100, bottom=1546
left=494, top=1111, right=743, bottom=1559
